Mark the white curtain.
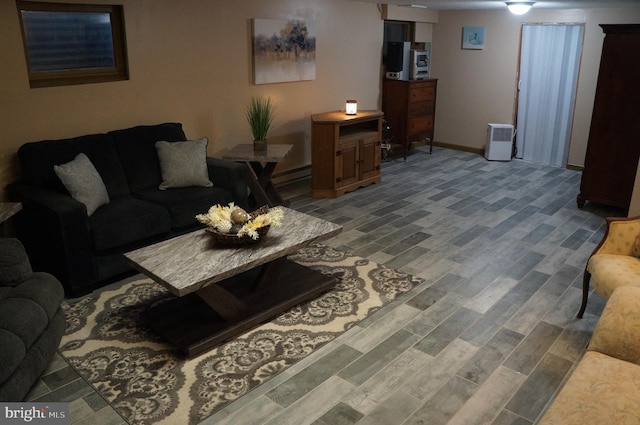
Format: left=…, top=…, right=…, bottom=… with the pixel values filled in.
left=515, top=24, right=584, bottom=167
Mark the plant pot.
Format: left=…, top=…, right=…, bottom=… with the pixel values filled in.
left=254, top=139, right=267, bottom=152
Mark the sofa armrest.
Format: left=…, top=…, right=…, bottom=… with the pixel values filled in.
left=0, top=238, right=32, bottom=287
left=206, top=157, right=249, bottom=209
left=588, top=285, right=640, bottom=366
left=7, top=182, right=98, bottom=296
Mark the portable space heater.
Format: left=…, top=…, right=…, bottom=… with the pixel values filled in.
left=484, top=123, right=514, bottom=161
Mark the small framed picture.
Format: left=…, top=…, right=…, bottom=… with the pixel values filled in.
left=462, top=26, right=485, bottom=50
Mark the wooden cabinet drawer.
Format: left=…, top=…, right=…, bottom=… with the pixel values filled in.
left=408, top=101, right=435, bottom=117
left=408, top=116, right=433, bottom=134
left=409, top=85, right=436, bottom=102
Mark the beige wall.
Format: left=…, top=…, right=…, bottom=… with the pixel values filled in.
left=3, top=1, right=640, bottom=211
left=431, top=7, right=640, bottom=169
left=0, top=0, right=383, bottom=200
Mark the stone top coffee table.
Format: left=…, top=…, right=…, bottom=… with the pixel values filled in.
left=124, top=207, right=342, bottom=358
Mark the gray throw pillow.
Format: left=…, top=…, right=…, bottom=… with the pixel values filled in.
left=54, top=153, right=110, bottom=216
left=155, top=137, right=214, bottom=190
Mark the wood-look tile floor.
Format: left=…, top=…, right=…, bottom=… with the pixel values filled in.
left=27, top=146, right=622, bottom=425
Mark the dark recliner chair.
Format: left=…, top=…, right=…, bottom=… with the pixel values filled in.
left=0, top=238, right=65, bottom=401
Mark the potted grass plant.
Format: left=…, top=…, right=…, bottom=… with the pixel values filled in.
left=245, top=96, right=274, bottom=151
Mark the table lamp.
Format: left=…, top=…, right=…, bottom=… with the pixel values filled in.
left=346, top=100, right=357, bottom=115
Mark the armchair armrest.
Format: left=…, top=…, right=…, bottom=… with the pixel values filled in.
left=206, top=157, right=249, bottom=209
left=593, top=216, right=640, bottom=256
left=589, top=285, right=640, bottom=366
left=0, top=238, right=32, bottom=287
left=7, top=182, right=97, bottom=296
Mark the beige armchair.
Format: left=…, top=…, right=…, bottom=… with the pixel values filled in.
left=540, top=285, right=640, bottom=424
left=578, top=216, right=640, bottom=318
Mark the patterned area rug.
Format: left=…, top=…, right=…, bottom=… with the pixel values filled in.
left=59, top=244, right=424, bottom=425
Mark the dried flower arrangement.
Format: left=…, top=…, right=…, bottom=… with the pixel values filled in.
left=196, top=203, right=283, bottom=241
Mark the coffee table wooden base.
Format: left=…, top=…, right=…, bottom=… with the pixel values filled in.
left=142, top=259, right=335, bottom=358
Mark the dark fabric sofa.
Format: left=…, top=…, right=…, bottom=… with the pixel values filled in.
left=0, top=238, right=65, bottom=401
left=8, top=123, right=248, bottom=297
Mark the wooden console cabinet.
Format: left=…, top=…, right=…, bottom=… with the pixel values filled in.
left=382, top=78, right=437, bottom=158
left=577, top=24, right=640, bottom=212
left=311, top=110, right=383, bottom=198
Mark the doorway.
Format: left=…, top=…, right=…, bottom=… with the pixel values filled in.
left=514, top=23, right=584, bottom=167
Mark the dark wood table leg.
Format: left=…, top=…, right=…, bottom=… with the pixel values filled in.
left=253, top=256, right=287, bottom=292
left=247, top=161, right=289, bottom=207
left=196, top=284, right=248, bottom=320
left=245, top=161, right=272, bottom=208
left=141, top=259, right=336, bottom=358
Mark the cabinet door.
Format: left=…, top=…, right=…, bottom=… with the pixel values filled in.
left=360, top=136, right=381, bottom=181
left=337, top=140, right=359, bottom=188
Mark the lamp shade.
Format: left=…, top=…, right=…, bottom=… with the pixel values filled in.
left=346, top=100, right=357, bottom=115
left=506, top=1, right=534, bottom=14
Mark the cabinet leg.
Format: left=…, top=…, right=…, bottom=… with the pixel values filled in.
left=576, top=194, right=585, bottom=209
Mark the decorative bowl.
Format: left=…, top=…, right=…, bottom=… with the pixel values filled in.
left=205, top=205, right=271, bottom=246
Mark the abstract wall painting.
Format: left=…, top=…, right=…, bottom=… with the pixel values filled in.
left=462, top=26, right=485, bottom=50
left=252, top=18, right=316, bottom=85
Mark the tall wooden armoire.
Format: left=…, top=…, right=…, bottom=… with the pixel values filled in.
left=577, top=24, right=640, bottom=212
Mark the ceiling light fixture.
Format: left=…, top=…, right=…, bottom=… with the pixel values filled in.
left=398, top=4, right=428, bottom=8
left=505, top=1, right=535, bottom=15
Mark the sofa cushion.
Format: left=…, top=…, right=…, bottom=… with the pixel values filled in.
left=88, top=197, right=172, bottom=252
left=0, top=327, right=26, bottom=387
left=0, top=271, right=64, bottom=401
left=0, top=275, right=63, bottom=366
left=134, top=186, right=234, bottom=229
left=0, top=307, right=65, bottom=402
left=589, top=286, right=640, bottom=366
left=538, top=351, right=640, bottom=424
left=0, top=296, right=49, bottom=356
left=155, top=138, right=213, bottom=190
left=8, top=273, right=65, bottom=321
left=587, top=254, right=640, bottom=300
left=111, top=123, right=187, bottom=193
left=17, top=133, right=130, bottom=198
left=0, top=239, right=32, bottom=287
left=54, top=153, right=110, bottom=216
